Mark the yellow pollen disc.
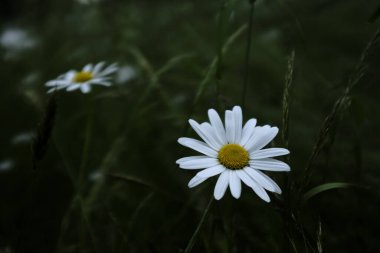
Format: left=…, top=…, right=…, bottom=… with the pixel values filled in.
left=218, top=144, right=249, bottom=170
left=73, top=71, right=93, bottom=83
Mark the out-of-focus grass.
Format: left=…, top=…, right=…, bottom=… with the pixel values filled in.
left=0, top=0, right=380, bottom=252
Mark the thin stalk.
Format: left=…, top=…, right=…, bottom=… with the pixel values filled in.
left=53, top=140, right=98, bottom=252
left=183, top=24, right=247, bottom=136
left=215, top=1, right=227, bottom=110
left=282, top=50, right=295, bottom=151
left=282, top=50, right=295, bottom=202
left=78, top=99, right=93, bottom=189
left=241, top=0, right=256, bottom=111
left=301, top=27, right=380, bottom=190
left=184, top=196, right=214, bottom=253
left=78, top=196, right=100, bottom=253
left=281, top=50, right=298, bottom=252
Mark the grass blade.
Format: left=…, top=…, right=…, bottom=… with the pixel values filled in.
left=32, top=93, right=58, bottom=170
left=108, top=172, right=155, bottom=190
left=316, top=219, right=323, bottom=253
left=301, top=27, right=380, bottom=188
left=303, top=182, right=354, bottom=201
left=184, top=196, right=214, bottom=253
left=241, top=0, right=256, bottom=110
left=369, top=4, right=380, bottom=23
left=156, top=53, right=194, bottom=76
left=193, top=24, right=247, bottom=108
left=282, top=50, right=295, bottom=149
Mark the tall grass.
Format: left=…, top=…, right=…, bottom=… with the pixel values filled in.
left=0, top=1, right=379, bottom=252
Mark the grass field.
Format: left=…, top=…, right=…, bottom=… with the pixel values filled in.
left=0, top=0, right=379, bottom=252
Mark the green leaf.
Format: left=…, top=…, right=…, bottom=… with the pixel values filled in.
left=303, top=182, right=355, bottom=201
left=156, top=53, right=195, bottom=76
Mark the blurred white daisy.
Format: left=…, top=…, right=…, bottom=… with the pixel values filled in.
left=116, top=65, right=137, bottom=85
left=46, top=62, right=118, bottom=94
left=0, top=27, right=37, bottom=51
left=177, top=106, right=290, bottom=202
left=11, top=131, right=34, bottom=145
left=0, top=27, right=37, bottom=60
left=0, top=159, right=14, bottom=172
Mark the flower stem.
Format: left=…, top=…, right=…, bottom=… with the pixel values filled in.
left=241, top=0, right=256, bottom=111
left=184, top=196, right=214, bottom=253
left=78, top=98, right=93, bottom=189
left=215, top=1, right=227, bottom=110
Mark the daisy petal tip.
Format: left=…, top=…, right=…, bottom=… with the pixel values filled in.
left=213, top=194, right=223, bottom=201
left=233, top=105, right=242, bottom=112
left=177, top=138, right=186, bottom=144
left=259, top=194, right=271, bottom=203
left=187, top=178, right=197, bottom=188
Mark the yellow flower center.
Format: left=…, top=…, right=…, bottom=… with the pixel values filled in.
left=218, top=144, right=249, bottom=170
left=73, top=71, right=93, bottom=83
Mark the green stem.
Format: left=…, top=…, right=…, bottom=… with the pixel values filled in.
left=78, top=99, right=93, bottom=189
left=215, top=1, right=227, bottom=110
left=241, top=0, right=256, bottom=110
left=184, top=196, right=214, bottom=253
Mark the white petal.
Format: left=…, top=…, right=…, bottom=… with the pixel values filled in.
left=47, top=88, right=56, bottom=93
left=249, top=158, right=290, bottom=171
left=213, top=171, right=229, bottom=200
left=47, top=83, right=68, bottom=93
left=177, top=156, right=219, bottom=170
left=92, top=81, right=112, bottom=86
left=196, top=165, right=225, bottom=178
left=92, top=62, right=106, bottom=74
left=176, top=156, right=205, bottom=163
left=239, top=119, right=257, bottom=146
left=99, top=63, right=118, bottom=76
left=92, top=76, right=112, bottom=81
left=45, top=80, right=70, bottom=87
left=245, top=126, right=279, bottom=152
left=80, top=84, right=91, bottom=93
left=229, top=171, right=242, bottom=199
left=252, top=169, right=282, bottom=194
left=83, top=64, right=93, bottom=72
left=178, top=137, right=218, bottom=157
left=236, top=169, right=270, bottom=202
left=244, top=167, right=280, bottom=193
left=232, top=106, right=243, bottom=144
left=225, top=110, right=235, bottom=143
left=65, top=71, right=76, bottom=81
left=208, top=109, right=227, bottom=144
left=201, top=122, right=224, bottom=147
left=189, top=119, right=221, bottom=150
left=66, top=84, right=80, bottom=91
left=47, top=84, right=69, bottom=91
left=250, top=148, right=290, bottom=159
left=188, top=175, right=208, bottom=188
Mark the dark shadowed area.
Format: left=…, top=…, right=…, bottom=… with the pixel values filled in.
left=0, top=0, right=379, bottom=252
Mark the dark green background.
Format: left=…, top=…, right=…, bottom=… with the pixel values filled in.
left=0, top=0, right=379, bottom=252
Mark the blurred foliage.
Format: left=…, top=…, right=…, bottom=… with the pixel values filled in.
left=0, top=0, right=380, bottom=252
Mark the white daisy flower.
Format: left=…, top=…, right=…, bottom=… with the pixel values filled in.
left=46, top=62, right=118, bottom=94
left=177, top=106, right=290, bottom=202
